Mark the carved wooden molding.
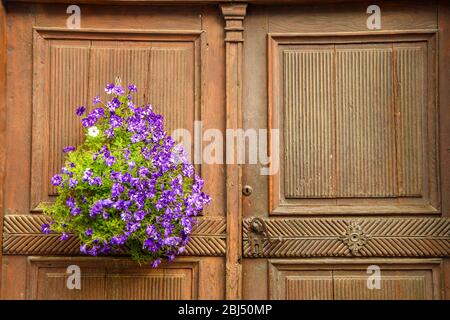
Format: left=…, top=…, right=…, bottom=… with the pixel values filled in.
left=221, top=3, right=247, bottom=300
left=243, top=217, right=450, bottom=258
left=221, top=3, right=246, bottom=43
left=2, top=215, right=226, bottom=256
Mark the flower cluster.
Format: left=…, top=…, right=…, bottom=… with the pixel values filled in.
left=42, top=82, right=210, bottom=267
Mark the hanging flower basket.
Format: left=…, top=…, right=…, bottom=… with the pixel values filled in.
left=42, top=81, right=210, bottom=267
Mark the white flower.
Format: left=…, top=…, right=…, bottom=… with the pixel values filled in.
left=87, top=126, right=100, bottom=137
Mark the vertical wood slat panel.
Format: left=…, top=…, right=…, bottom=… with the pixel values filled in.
left=148, top=48, right=191, bottom=136
left=283, top=50, right=334, bottom=198
left=49, top=46, right=89, bottom=195
left=41, top=274, right=106, bottom=300
left=281, top=43, right=427, bottom=200
left=396, top=47, right=424, bottom=196
left=89, top=47, right=151, bottom=108
left=333, top=276, right=427, bottom=300
left=45, top=42, right=195, bottom=199
left=106, top=275, right=185, bottom=300
left=286, top=276, right=334, bottom=300
left=336, top=48, right=396, bottom=197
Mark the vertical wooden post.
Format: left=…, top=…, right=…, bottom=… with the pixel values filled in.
left=220, top=3, right=247, bottom=300
left=0, top=0, right=6, bottom=297
left=438, top=0, right=450, bottom=299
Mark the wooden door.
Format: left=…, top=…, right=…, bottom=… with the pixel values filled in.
left=1, top=0, right=449, bottom=301
left=242, top=1, right=450, bottom=300
left=0, top=2, right=226, bottom=299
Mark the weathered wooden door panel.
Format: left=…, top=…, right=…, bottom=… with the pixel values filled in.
left=1, top=3, right=226, bottom=299
left=242, top=1, right=450, bottom=300
left=269, top=260, right=442, bottom=300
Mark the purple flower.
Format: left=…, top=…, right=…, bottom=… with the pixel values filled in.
left=138, top=167, right=149, bottom=177
left=41, top=223, right=51, bottom=234
left=182, top=163, right=194, bottom=177
left=60, top=233, right=70, bottom=241
left=81, top=115, right=97, bottom=128
left=88, top=246, right=99, bottom=256
left=51, top=174, right=62, bottom=186
left=151, top=259, right=161, bottom=268
left=163, top=236, right=180, bottom=246
left=121, top=173, right=132, bottom=183
left=93, top=95, right=101, bottom=105
left=66, top=197, right=76, bottom=208
left=134, top=210, right=146, bottom=221
left=146, top=224, right=157, bottom=236
left=76, top=106, right=86, bottom=116
left=45, top=82, right=212, bottom=266
left=107, top=98, right=120, bottom=112
left=84, top=228, right=93, bottom=237
left=105, top=128, right=115, bottom=138
left=80, top=244, right=88, bottom=254
left=89, top=177, right=102, bottom=186
left=91, top=107, right=105, bottom=119
left=69, top=178, right=78, bottom=189
left=111, top=183, right=124, bottom=198
left=89, top=201, right=103, bottom=217
left=82, top=168, right=93, bottom=181
left=110, top=235, right=127, bottom=246
left=71, top=207, right=81, bottom=216
left=110, top=114, right=123, bottom=128
left=113, top=86, right=125, bottom=95
left=105, top=83, right=115, bottom=94
left=120, top=211, right=132, bottom=222
left=101, top=198, right=114, bottom=208
left=110, top=171, right=121, bottom=181
left=105, top=156, right=115, bottom=167
left=167, top=251, right=176, bottom=262
left=123, top=149, right=131, bottom=160
left=61, top=167, right=72, bottom=177
left=63, top=146, right=76, bottom=153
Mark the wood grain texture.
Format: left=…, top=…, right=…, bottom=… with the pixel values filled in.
left=284, top=49, right=334, bottom=198
left=49, top=46, right=90, bottom=195
left=89, top=45, right=151, bottom=108
left=243, top=217, right=450, bottom=258
left=285, top=272, right=334, bottom=300
left=336, top=46, right=395, bottom=197
left=148, top=47, right=193, bottom=135
left=27, top=257, right=199, bottom=299
left=334, top=271, right=430, bottom=300
left=269, top=32, right=438, bottom=215
left=267, top=2, right=437, bottom=33
left=269, top=259, right=442, bottom=300
left=395, top=46, right=425, bottom=196
left=0, top=1, right=6, bottom=297
left=221, top=3, right=247, bottom=300
left=438, top=0, right=450, bottom=299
